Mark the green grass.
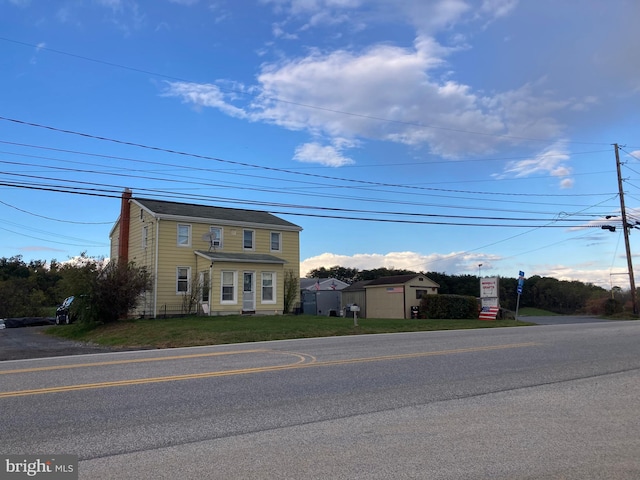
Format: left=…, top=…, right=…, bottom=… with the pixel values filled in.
left=45, top=314, right=536, bottom=349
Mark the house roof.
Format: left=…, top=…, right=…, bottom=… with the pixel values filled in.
left=364, top=274, right=440, bottom=287
left=133, top=198, right=302, bottom=231
left=341, top=280, right=372, bottom=292
left=195, top=251, right=287, bottom=264
left=300, top=278, right=350, bottom=291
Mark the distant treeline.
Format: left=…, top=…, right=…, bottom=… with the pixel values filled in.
left=307, top=266, right=621, bottom=315
left=0, top=254, right=102, bottom=318
left=0, top=257, right=626, bottom=319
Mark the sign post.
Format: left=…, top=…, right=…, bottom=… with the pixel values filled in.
left=515, top=271, right=525, bottom=320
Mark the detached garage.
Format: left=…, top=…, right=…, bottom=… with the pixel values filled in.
left=364, top=274, right=439, bottom=319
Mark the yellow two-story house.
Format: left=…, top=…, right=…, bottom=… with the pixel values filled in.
left=109, top=189, right=302, bottom=318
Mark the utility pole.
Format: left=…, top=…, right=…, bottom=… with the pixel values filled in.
left=614, top=143, right=638, bottom=314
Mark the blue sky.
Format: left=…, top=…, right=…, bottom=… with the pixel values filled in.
left=2, top=0, right=640, bottom=289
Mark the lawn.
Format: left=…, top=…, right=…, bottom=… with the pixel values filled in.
left=46, top=314, right=536, bottom=349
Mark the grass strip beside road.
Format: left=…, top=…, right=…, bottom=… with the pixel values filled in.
left=45, top=314, right=535, bottom=349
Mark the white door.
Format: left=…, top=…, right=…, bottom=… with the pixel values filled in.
left=243, top=272, right=255, bottom=311
left=199, top=271, right=210, bottom=313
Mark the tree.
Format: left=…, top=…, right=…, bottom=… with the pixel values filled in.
left=307, top=266, right=359, bottom=283
left=283, top=269, right=299, bottom=314
left=73, top=261, right=152, bottom=324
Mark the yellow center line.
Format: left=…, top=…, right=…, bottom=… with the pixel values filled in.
left=0, top=342, right=538, bottom=398
left=0, top=349, right=272, bottom=375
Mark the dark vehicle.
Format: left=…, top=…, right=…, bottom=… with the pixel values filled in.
left=55, top=296, right=76, bottom=325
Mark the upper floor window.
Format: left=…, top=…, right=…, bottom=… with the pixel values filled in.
left=270, top=232, right=281, bottom=252
left=177, top=224, right=191, bottom=247
left=142, top=225, right=149, bottom=248
left=243, top=229, right=254, bottom=250
left=209, top=226, right=223, bottom=248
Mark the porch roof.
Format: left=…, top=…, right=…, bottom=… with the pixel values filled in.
left=194, top=250, right=287, bottom=265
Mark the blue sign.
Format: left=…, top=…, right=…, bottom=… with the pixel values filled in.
left=517, top=271, right=524, bottom=295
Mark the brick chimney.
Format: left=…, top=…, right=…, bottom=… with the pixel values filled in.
left=118, top=188, right=132, bottom=265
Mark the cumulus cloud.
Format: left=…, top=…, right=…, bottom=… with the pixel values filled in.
left=493, top=141, right=573, bottom=187
left=293, top=142, right=355, bottom=167
left=300, top=250, right=492, bottom=277
left=162, top=0, right=586, bottom=168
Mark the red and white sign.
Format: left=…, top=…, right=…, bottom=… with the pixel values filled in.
left=479, top=306, right=499, bottom=321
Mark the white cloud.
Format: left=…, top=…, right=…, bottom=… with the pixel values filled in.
left=162, top=81, right=249, bottom=118
left=493, top=141, right=573, bottom=187
left=162, top=1, right=590, bottom=167
left=294, top=142, right=355, bottom=167
left=628, top=150, right=640, bottom=162
left=559, top=178, right=574, bottom=189
left=164, top=26, right=577, bottom=161
left=479, top=0, right=518, bottom=21
left=300, top=250, right=492, bottom=277
left=301, top=251, right=614, bottom=288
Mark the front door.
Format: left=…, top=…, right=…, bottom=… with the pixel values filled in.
left=199, top=271, right=210, bottom=314
left=243, top=272, right=255, bottom=312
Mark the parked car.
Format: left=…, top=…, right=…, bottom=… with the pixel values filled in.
left=55, top=296, right=76, bottom=325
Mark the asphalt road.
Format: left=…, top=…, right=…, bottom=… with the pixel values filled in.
left=1, top=319, right=639, bottom=479
left=0, top=325, right=122, bottom=361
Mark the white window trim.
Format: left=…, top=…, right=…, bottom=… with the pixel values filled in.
left=210, top=226, right=223, bottom=249
left=142, top=225, right=149, bottom=249
left=270, top=232, right=282, bottom=252
left=177, top=224, right=192, bottom=247
left=221, top=270, right=237, bottom=304
left=243, top=229, right=255, bottom=251
left=176, top=266, right=191, bottom=294
left=261, top=272, right=276, bottom=304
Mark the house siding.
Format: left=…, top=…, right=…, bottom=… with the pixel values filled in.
left=109, top=195, right=301, bottom=318
left=364, top=275, right=440, bottom=319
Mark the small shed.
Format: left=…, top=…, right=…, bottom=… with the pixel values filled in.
left=300, top=278, right=350, bottom=316
left=341, top=281, right=370, bottom=318
left=364, top=274, right=439, bottom=319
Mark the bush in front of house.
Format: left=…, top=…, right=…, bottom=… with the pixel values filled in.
left=419, top=294, right=478, bottom=319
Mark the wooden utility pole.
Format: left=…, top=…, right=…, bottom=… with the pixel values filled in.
left=614, top=143, right=638, bottom=314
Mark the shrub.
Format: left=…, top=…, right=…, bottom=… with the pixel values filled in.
left=75, top=261, right=152, bottom=324
left=419, top=294, right=478, bottom=319
left=603, top=297, right=623, bottom=316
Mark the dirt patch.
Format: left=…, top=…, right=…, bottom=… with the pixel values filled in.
left=0, top=325, right=121, bottom=361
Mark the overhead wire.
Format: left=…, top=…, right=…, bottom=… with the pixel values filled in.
left=0, top=36, right=615, bottom=147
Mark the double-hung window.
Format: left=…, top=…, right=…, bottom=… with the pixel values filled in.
left=270, top=232, right=281, bottom=252
left=177, top=267, right=191, bottom=293
left=261, top=272, right=275, bottom=303
left=221, top=271, right=237, bottom=303
left=209, top=226, right=222, bottom=249
left=142, top=225, right=149, bottom=248
left=243, top=229, right=254, bottom=250
left=177, top=224, right=191, bottom=247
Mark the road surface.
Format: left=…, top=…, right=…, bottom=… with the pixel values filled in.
left=1, top=320, right=639, bottom=479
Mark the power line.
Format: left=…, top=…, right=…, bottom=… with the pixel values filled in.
left=0, top=117, right=618, bottom=202
left=0, top=199, right=113, bottom=224
left=0, top=179, right=616, bottom=228
left=0, top=36, right=614, bottom=147
left=0, top=155, right=617, bottom=215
